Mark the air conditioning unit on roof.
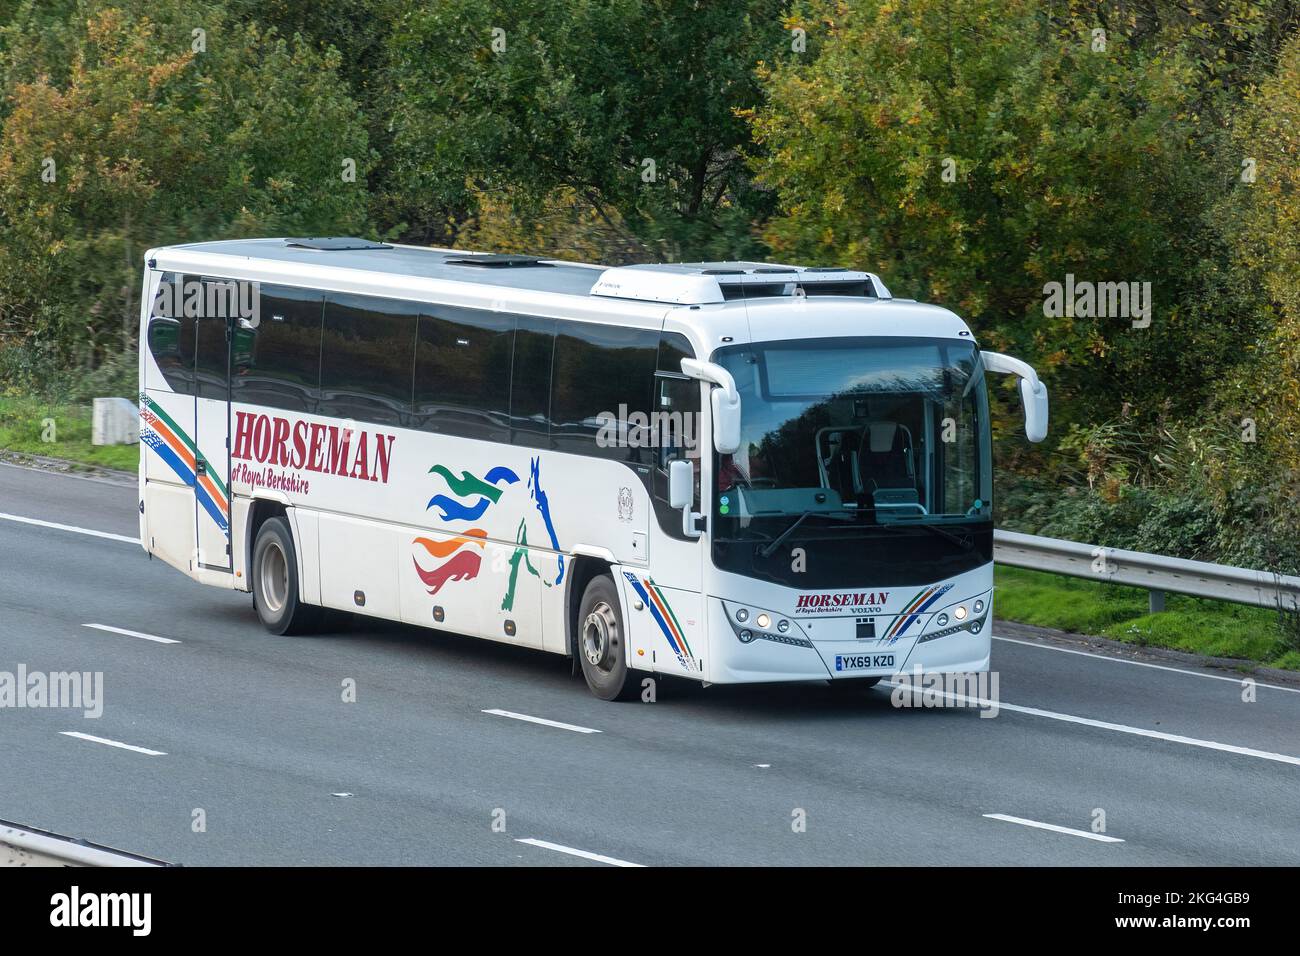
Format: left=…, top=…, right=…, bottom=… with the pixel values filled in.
left=590, top=262, right=892, bottom=305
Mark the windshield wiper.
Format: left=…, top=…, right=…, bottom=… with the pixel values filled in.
left=756, top=510, right=853, bottom=558
left=894, top=520, right=974, bottom=551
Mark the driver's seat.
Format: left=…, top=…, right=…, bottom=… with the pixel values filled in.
left=859, top=422, right=915, bottom=491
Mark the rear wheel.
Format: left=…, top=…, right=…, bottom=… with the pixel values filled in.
left=252, top=516, right=320, bottom=635
left=576, top=574, right=640, bottom=701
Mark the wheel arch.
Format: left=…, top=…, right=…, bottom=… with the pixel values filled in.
left=245, top=497, right=290, bottom=587
left=564, top=556, right=615, bottom=661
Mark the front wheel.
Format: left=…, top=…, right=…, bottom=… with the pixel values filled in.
left=252, top=516, right=321, bottom=635
left=576, top=574, right=640, bottom=701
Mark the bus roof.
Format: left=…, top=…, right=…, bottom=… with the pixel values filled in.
left=162, top=237, right=609, bottom=297
left=149, top=237, right=973, bottom=349
left=157, top=237, right=896, bottom=305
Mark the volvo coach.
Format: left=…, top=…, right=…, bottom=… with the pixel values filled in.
left=138, top=238, right=1048, bottom=700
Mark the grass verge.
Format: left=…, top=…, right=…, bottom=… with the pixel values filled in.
left=995, top=565, right=1300, bottom=671
left=0, top=396, right=138, bottom=473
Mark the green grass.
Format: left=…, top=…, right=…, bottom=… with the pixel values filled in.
left=995, top=565, right=1300, bottom=671
left=0, top=396, right=139, bottom=473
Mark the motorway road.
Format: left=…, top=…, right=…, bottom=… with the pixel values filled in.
left=1, top=461, right=1298, bottom=866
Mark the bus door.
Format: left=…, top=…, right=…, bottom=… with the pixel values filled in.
left=190, top=279, right=234, bottom=575
left=632, top=371, right=708, bottom=677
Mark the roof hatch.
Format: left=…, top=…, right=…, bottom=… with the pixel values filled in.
left=284, top=237, right=392, bottom=251
left=444, top=254, right=553, bottom=268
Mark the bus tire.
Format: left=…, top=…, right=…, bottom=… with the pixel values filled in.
left=252, top=516, right=320, bottom=635
left=576, top=574, right=638, bottom=701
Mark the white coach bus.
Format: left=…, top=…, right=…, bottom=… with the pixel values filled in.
left=138, top=238, right=1047, bottom=700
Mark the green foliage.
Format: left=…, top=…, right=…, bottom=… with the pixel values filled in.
left=0, top=0, right=374, bottom=388
left=994, top=566, right=1299, bottom=670
left=750, top=0, right=1283, bottom=440
left=380, top=0, right=786, bottom=257
left=0, top=396, right=140, bottom=471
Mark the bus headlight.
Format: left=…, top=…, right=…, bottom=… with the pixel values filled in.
left=724, top=602, right=811, bottom=648
left=918, top=592, right=991, bottom=644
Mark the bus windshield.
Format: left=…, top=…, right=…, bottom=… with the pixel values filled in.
left=711, top=336, right=993, bottom=587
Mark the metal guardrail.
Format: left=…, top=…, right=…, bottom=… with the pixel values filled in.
left=0, top=820, right=166, bottom=867
left=994, top=529, right=1300, bottom=614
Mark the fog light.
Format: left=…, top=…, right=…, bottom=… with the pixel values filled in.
left=739, top=629, right=754, bottom=643
left=736, top=608, right=749, bottom=623
left=954, top=605, right=968, bottom=621
left=936, top=613, right=949, bottom=627
left=756, top=613, right=771, bottom=629
left=973, top=599, right=985, bottom=614
left=777, top=619, right=789, bottom=633
left=969, top=620, right=982, bottom=633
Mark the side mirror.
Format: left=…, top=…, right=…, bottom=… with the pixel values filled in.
left=982, top=351, right=1049, bottom=443
left=1018, top=376, right=1049, bottom=444
left=680, top=357, right=741, bottom=455
left=711, top=388, right=741, bottom=455
left=667, top=458, right=701, bottom=538
left=668, top=458, right=693, bottom=509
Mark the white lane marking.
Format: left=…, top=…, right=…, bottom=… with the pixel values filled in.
left=994, top=634, right=1300, bottom=694
left=60, top=732, right=166, bottom=756
left=83, top=623, right=179, bottom=645
left=482, top=709, right=601, bottom=734
left=516, top=838, right=644, bottom=867
left=983, top=813, right=1124, bottom=843
left=883, top=681, right=1300, bottom=767
left=0, top=512, right=138, bottom=545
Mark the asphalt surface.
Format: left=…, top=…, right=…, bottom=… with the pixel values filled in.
left=1, top=461, right=1298, bottom=866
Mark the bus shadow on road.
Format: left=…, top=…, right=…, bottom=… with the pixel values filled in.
left=201, top=596, right=985, bottom=722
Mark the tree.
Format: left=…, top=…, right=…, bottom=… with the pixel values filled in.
left=0, top=0, right=373, bottom=389
left=1222, top=28, right=1300, bottom=478
left=379, top=0, right=787, bottom=259
left=749, top=0, right=1279, bottom=450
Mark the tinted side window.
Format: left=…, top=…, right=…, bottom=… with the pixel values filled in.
left=319, top=294, right=419, bottom=427
left=231, top=285, right=323, bottom=412
left=194, top=278, right=239, bottom=401
left=146, top=272, right=194, bottom=394
left=413, top=306, right=512, bottom=442
left=657, top=331, right=695, bottom=379
left=551, top=321, right=659, bottom=460
left=509, top=315, right=556, bottom=449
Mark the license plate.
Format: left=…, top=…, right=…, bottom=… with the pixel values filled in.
left=835, top=653, right=894, bottom=672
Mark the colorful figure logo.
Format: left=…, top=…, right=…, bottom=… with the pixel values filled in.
left=412, top=457, right=563, bottom=612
